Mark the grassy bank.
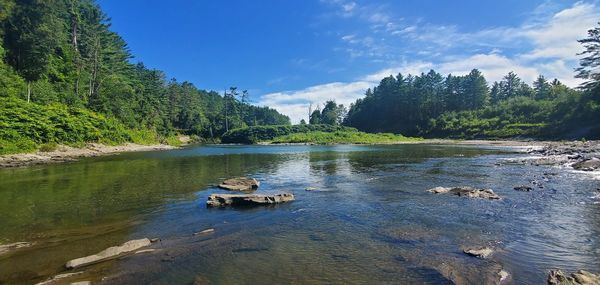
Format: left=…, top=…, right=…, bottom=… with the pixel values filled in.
left=270, top=130, right=422, bottom=144
left=0, top=97, right=180, bottom=155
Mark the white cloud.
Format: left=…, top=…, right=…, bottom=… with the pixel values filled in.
left=258, top=81, right=371, bottom=123
left=521, top=2, right=599, bottom=60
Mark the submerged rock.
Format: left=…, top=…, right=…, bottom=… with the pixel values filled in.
left=65, top=238, right=152, bottom=269
left=498, top=269, right=510, bottom=283
left=572, top=158, right=600, bottom=171
left=548, top=269, right=600, bottom=285
left=193, top=228, right=215, bottom=235
left=218, top=177, right=260, bottom=191
left=207, top=193, right=294, bottom=207
left=427, top=186, right=500, bottom=200
left=0, top=241, right=33, bottom=255
left=514, top=185, right=533, bottom=192
left=463, top=246, right=494, bottom=258
left=35, top=272, right=84, bottom=285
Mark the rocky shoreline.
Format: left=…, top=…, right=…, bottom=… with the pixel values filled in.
left=0, top=143, right=175, bottom=168
left=513, top=140, right=600, bottom=172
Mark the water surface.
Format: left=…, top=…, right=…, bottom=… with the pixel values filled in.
left=0, top=144, right=598, bottom=284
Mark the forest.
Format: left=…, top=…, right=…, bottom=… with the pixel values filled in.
left=0, top=0, right=289, bottom=153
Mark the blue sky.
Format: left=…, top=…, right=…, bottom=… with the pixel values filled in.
left=99, top=0, right=599, bottom=122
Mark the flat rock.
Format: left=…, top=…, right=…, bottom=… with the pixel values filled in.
left=427, top=187, right=450, bottom=194
left=35, top=272, right=84, bottom=285
left=193, top=228, right=215, bottom=235
left=463, top=247, right=494, bottom=258
left=572, top=158, right=600, bottom=171
left=65, top=238, right=151, bottom=269
left=0, top=241, right=33, bottom=255
left=514, top=185, right=533, bottom=192
left=428, top=186, right=500, bottom=200
left=218, top=177, right=260, bottom=191
left=548, top=269, right=600, bottom=285
left=498, top=269, right=510, bottom=283
left=207, top=193, right=294, bottom=207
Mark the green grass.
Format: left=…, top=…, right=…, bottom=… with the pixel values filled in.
left=270, top=130, right=422, bottom=144
left=164, top=135, right=182, bottom=147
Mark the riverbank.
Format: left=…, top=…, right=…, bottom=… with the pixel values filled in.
left=0, top=143, right=176, bottom=168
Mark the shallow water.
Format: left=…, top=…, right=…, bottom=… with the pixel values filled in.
left=0, top=144, right=598, bottom=284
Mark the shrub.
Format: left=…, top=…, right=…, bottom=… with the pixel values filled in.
left=221, top=124, right=357, bottom=144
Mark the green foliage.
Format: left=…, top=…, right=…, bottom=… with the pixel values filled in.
left=164, top=135, right=182, bottom=147
left=344, top=69, right=489, bottom=136
left=38, top=142, right=58, bottom=152
left=311, top=100, right=346, bottom=125
left=345, top=66, right=599, bottom=139
left=0, top=97, right=130, bottom=150
left=125, top=129, right=159, bottom=145
left=221, top=124, right=355, bottom=144
left=271, top=131, right=421, bottom=144
left=0, top=137, right=36, bottom=155
left=576, top=22, right=600, bottom=90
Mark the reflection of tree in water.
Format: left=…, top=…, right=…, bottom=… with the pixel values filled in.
left=0, top=152, right=290, bottom=284
left=308, top=151, right=343, bottom=176
left=345, top=145, right=502, bottom=174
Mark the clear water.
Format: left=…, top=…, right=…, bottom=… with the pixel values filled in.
left=0, top=144, right=598, bottom=284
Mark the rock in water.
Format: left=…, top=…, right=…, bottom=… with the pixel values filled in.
left=498, top=269, right=510, bottom=283
left=463, top=247, right=494, bottom=258
left=207, top=193, right=294, bottom=207
left=548, top=270, right=600, bottom=285
left=427, top=186, right=500, bottom=200
left=218, top=177, right=260, bottom=191
left=572, top=158, right=600, bottom=171
left=65, top=238, right=151, bottom=269
left=514, top=185, right=533, bottom=192
left=427, top=187, right=451, bottom=194
left=0, top=241, right=33, bottom=255
left=451, top=187, right=500, bottom=199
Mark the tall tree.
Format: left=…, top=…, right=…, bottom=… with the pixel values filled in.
left=3, top=0, right=62, bottom=102
left=575, top=22, right=600, bottom=93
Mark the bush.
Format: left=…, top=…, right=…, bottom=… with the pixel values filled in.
left=0, top=97, right=134, bottom=153
left=38, top=142, right=58, bottom=152
left=271, top=131, right=421, bottom=144
left=221, top=124, right=357, bottom=144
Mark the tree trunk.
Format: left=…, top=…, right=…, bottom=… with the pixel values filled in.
left=27, top=82, right=31, bottom=103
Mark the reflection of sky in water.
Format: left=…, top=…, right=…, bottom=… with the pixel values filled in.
left=0, top=144, right=598, bottom=284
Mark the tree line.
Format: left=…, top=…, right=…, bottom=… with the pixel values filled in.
left=308, top=23, right=600, bottom=139
left=0, top=0, right=289, bottom=140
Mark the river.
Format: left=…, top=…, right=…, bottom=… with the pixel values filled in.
left=0, top=144, right=598, bottom=284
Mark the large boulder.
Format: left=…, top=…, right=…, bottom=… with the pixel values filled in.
left=65, top=238, right=152, bottom=269
left=218, top=177, right=260, bottom=191
left=548, top=270, right=600, bottom=285
left=427, top=186, right=500, bottom=200
left=207, top=193, right=294, bottom=207
left=572, top=158, right=600, bottom=171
